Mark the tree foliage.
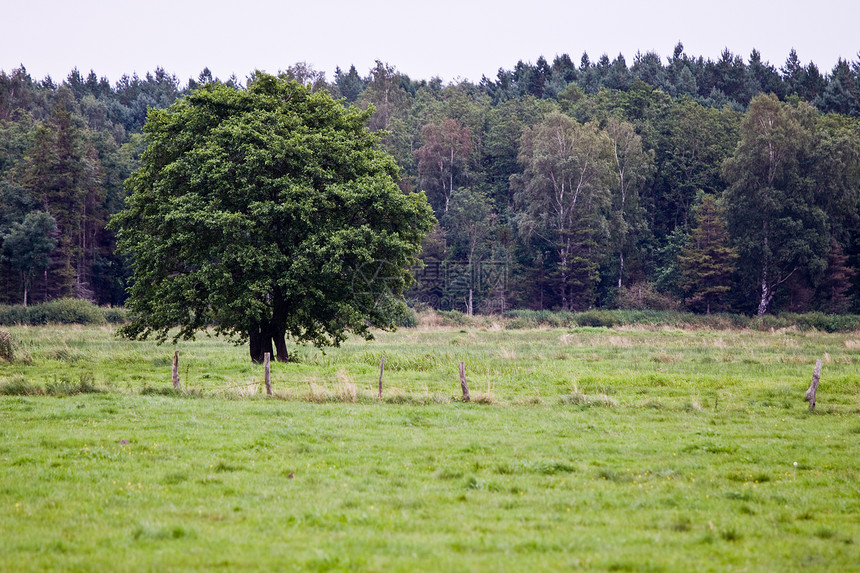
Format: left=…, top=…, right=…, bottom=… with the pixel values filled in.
left=109, top=74, right=435, bottom=362
left=4, top=47, right=860, bottom=316
left=512, top=112, right=614, bottom=310
left=723, top=95, right=829, bottom=315
left=1, top=211, right=57, bottom=306
left=415, top=118, right=473, bottom=212
left=678, top=195, right=737, bottom=313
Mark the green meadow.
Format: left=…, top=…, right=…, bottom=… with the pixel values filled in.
left=1, top=322, right=859, bottom=571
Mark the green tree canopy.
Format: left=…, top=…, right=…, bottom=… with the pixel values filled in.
left=110, top=74, right=435, bottom=362
left=723, top=94, right=829, bottom=315
left=512, top=112, right=614, bottom=310
left=679, top=194, right=737, bottom=314
left=1, top=210, right=57, bottom=306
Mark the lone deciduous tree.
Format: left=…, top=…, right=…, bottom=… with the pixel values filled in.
left=110, top=74, right=435, bottom=363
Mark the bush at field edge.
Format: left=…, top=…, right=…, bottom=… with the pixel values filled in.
left=0, top=299, right=128, bottom=326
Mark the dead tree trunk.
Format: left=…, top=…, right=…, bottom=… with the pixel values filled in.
left=459, top=361, right=470, bottom=402
left=805, top=359, right=822, bottom=411
left=172, top=351, right=180, bottom=389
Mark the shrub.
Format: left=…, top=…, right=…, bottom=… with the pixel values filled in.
left=790, top=312, right=860, bottom=333
left=504, top=317, right=530, bottom=330
left=503, top=310, right=574, bottom=328
left=391, top=303, right=418, bottom=328
left=0, top=300, right=128, bottom=326
left=102, top=307, right=130, bottom=324
left=617, top=282, right=681, bottom=311
left=0, top=305, right=29, bottom=325
left=573, top=310, right=620, bottom=328
left=438, top=310, right=471, bottom=326
left=0, top=377, right=41, bottom=396
left=26, top=298, right=107, bottom=325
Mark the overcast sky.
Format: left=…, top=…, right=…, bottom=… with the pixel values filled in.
left=3, top=0, right=858, bottom=86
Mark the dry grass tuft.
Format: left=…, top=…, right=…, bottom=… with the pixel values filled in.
left=231, top=382, right=259, bottom=398
left=334, top=369, right=358, bottom=402
left=590, top=393, right=619, bottom=407
left=652, top=352, right=682, bottom=363
left=606, top=336, right=632, bottom=347
left=499, top=347, right=516, bottom=360
left=472, top=380, right=497, bottom=405
left=472, top=391, right=496, bottom=405
left=684, top=400, right=703, bottom=412
left=0, top=329, right=13, bottom=363
left=417, top=311, right=443, bottom=329
left=563, top=383, right=617, bottom=407
left=383, top=387, right=408, bottom=403
left=336, top=381, right=357, bottom=403
left=558, top=334, right=579, bottom=346
left=305, top=381, right=329, bottom=403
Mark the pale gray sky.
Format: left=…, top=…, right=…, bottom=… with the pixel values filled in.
left=2, top=0, right=858, bottom=85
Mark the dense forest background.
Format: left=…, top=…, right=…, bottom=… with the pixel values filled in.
left=2, top=44, right=860, bottom=316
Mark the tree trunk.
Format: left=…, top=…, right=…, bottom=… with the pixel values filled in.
left=272, top=327, right=289, bottom=363
left=259, top=321, right=275, bottom=362
left=250, top=320, right=288, bottom=364
left=757, top=273, right=770, bottom=317
left=249, top=324, right=263, bottom=363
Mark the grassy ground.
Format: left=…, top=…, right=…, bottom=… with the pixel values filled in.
left=1, top=323, right=859, bottom=571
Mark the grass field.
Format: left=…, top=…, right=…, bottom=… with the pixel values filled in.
left=1, top=322, right=859, bottom=571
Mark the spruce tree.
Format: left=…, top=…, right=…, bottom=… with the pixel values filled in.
left=817, top=238, right=856, bottom=313
left=679, top=195, right=738, bottom=314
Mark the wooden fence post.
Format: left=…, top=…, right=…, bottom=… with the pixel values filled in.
left=378, top=356, right=385, bottom=399
left=805, top=359, right=822, bottom=411
left=264, top=352, right=272, bottom=396
left=172, top=351, right=180, bottom=389
left=459, top=361, right=470, bottom=402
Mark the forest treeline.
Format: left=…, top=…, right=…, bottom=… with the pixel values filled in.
left=2, top=43, right=860, bottom=315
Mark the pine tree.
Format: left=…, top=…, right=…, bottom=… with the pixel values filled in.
left=22, top=96, right=103, bottom=300
left=817, top=238, right=856, bottom=313
left=679, top=195, right=738, bottom=314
